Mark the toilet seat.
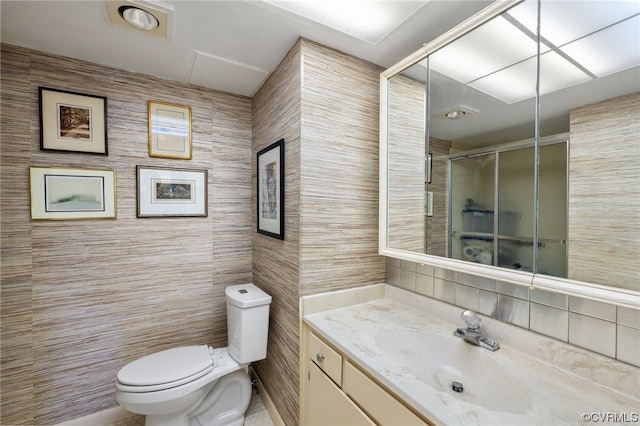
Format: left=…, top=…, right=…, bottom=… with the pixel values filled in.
left=116, top=346, right=244, bottom=410
left=117, top=345, right=214, bottom=393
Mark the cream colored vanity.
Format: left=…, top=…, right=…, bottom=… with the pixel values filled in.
left=300, top=284, right=640, bottom=425
left=302, top=325, right=430, bottom=425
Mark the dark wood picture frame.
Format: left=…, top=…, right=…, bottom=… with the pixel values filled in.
left=39, top=87, right=108, bottom=155
left=257, top=139, right=284, bottom=239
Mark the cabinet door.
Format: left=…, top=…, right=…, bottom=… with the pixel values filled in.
left=307, top=362, right=374, bottom=426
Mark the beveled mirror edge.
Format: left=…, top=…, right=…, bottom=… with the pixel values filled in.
left=379, top=0, right=640, bottom=310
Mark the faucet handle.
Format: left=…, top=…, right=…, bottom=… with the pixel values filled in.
left=461, top=310, right=481, bottom=330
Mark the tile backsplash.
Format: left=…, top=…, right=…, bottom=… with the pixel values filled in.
left=386, top=258, right=640, bottom=367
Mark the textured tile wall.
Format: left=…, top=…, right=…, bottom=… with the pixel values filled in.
left=387, top=74, right=427, bottom=252
left=386, top=73, right=451, bottom=256
left=252, top=40, right=303, bottom=426
left=298, top=40, right=386, bottom=293
left=1, top=43, right=35, bottom=424
left=0, top=44, right=253, bottom=425
left=568, top=92, right=640, bottom=290
left=252, top=38, right=386, bottom=426
left=387, top=258, right=640, bottom=367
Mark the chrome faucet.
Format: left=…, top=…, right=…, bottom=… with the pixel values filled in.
left=453, top=310, right=500, bottom=351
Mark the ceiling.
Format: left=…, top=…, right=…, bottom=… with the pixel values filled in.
left=0, top=0, right=492, bottom=97
left=3, top=0, right=637, bottom=149
left=422, top=0, right=640, bottom=145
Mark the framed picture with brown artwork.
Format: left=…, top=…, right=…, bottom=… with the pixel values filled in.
left=39, top=87, right=108, bottom=155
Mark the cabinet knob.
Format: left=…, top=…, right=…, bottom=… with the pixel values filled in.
left=316, top=353, right=325, bottom=362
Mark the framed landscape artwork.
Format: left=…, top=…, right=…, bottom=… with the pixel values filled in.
left=29, top=166, right=116, bottom=220
left=39, top=87, right=108, bottom=155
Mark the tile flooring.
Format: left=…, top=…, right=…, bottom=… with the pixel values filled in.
left=245, top=392, right=275, bottom=426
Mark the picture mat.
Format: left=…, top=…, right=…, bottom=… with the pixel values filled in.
left=258, top=145, right=281, bottom=235
left=148, top=101, right=192, bottom=159
left=30, top=167, right=116, bottom=219
left=138, top=167, right=207, bottom=216
left=40, top=89, right=106, bottom=153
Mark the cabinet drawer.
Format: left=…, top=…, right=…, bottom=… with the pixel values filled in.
left=343, top=360, right=427, bottom=426
left=308, top=332, right=342, bottom=385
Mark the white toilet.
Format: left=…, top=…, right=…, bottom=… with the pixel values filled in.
left=116, top=284, right=272, bottom=426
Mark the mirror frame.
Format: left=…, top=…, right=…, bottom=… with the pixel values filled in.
left=379, top=0, right=639, bottom=310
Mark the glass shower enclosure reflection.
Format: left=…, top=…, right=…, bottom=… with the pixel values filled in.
left=448, top=137, right=567, bottom=276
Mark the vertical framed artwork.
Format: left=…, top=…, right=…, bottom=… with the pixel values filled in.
left=137, top=166, right=207, bottom=217
left=257, top=139, right=284, bottom=239
left=29, top=166, right=116, bottom=220
left=39, top=87, right=108, bottom=155
left=148, top=100, right=192, bottom=159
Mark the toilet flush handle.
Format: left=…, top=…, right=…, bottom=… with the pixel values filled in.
left=316, top=353, right=325, bottom=363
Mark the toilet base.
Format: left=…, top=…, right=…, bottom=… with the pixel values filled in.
left=144, top=370, right=252, bottom=426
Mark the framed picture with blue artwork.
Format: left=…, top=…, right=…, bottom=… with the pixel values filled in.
left=29, top=166, right=116, bottom=220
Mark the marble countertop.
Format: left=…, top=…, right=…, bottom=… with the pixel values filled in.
left=302, top=285, right=639, bottom=425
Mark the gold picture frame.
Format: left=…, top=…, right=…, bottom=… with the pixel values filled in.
left=29, top=166, right=117, bottom=220
left=148, top=100, right=192, bottom=159
left=39, top=87, right=108, bottom=155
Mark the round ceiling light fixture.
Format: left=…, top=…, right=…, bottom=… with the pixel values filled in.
left=119, top=6, right=159, bottom=31
left=441, top=105, right=479, bottom=120
left=445, top=110, right=466, bottom=119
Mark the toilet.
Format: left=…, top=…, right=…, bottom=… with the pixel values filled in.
left=115, top=284, right=272, bottom=426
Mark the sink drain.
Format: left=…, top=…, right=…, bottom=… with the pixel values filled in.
left=451, top=381, right=464, bottom=393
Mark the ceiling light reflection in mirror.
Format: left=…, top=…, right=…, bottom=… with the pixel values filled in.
left=426, top=0, right=640, bottom=104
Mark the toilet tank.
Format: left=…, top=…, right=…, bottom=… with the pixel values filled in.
left=225, top=284, right=272, bottom=364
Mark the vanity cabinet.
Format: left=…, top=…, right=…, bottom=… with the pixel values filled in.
left=307, top=362, right=374, bottom=426
left=303, top=326, right=430, bottom=425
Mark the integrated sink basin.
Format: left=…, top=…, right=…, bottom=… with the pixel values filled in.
left=375, top=329, right=531, bottom=413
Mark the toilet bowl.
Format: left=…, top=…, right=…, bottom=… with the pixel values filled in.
left=115, top=284, right=272, bottom=426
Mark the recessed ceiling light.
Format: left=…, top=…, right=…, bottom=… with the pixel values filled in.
left=446, top=110, right=466, bottom=119
left=441, top=105, right=478, bottom=120
left=106, top=1, right=173, bottom=40
left=119, top=6, right=159, bottom=31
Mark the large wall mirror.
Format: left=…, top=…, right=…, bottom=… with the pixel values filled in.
left=380, top=0, right=639, bottom=308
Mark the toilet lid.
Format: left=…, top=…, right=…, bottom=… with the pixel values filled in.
left=117, top=345, right=213, bottom=386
